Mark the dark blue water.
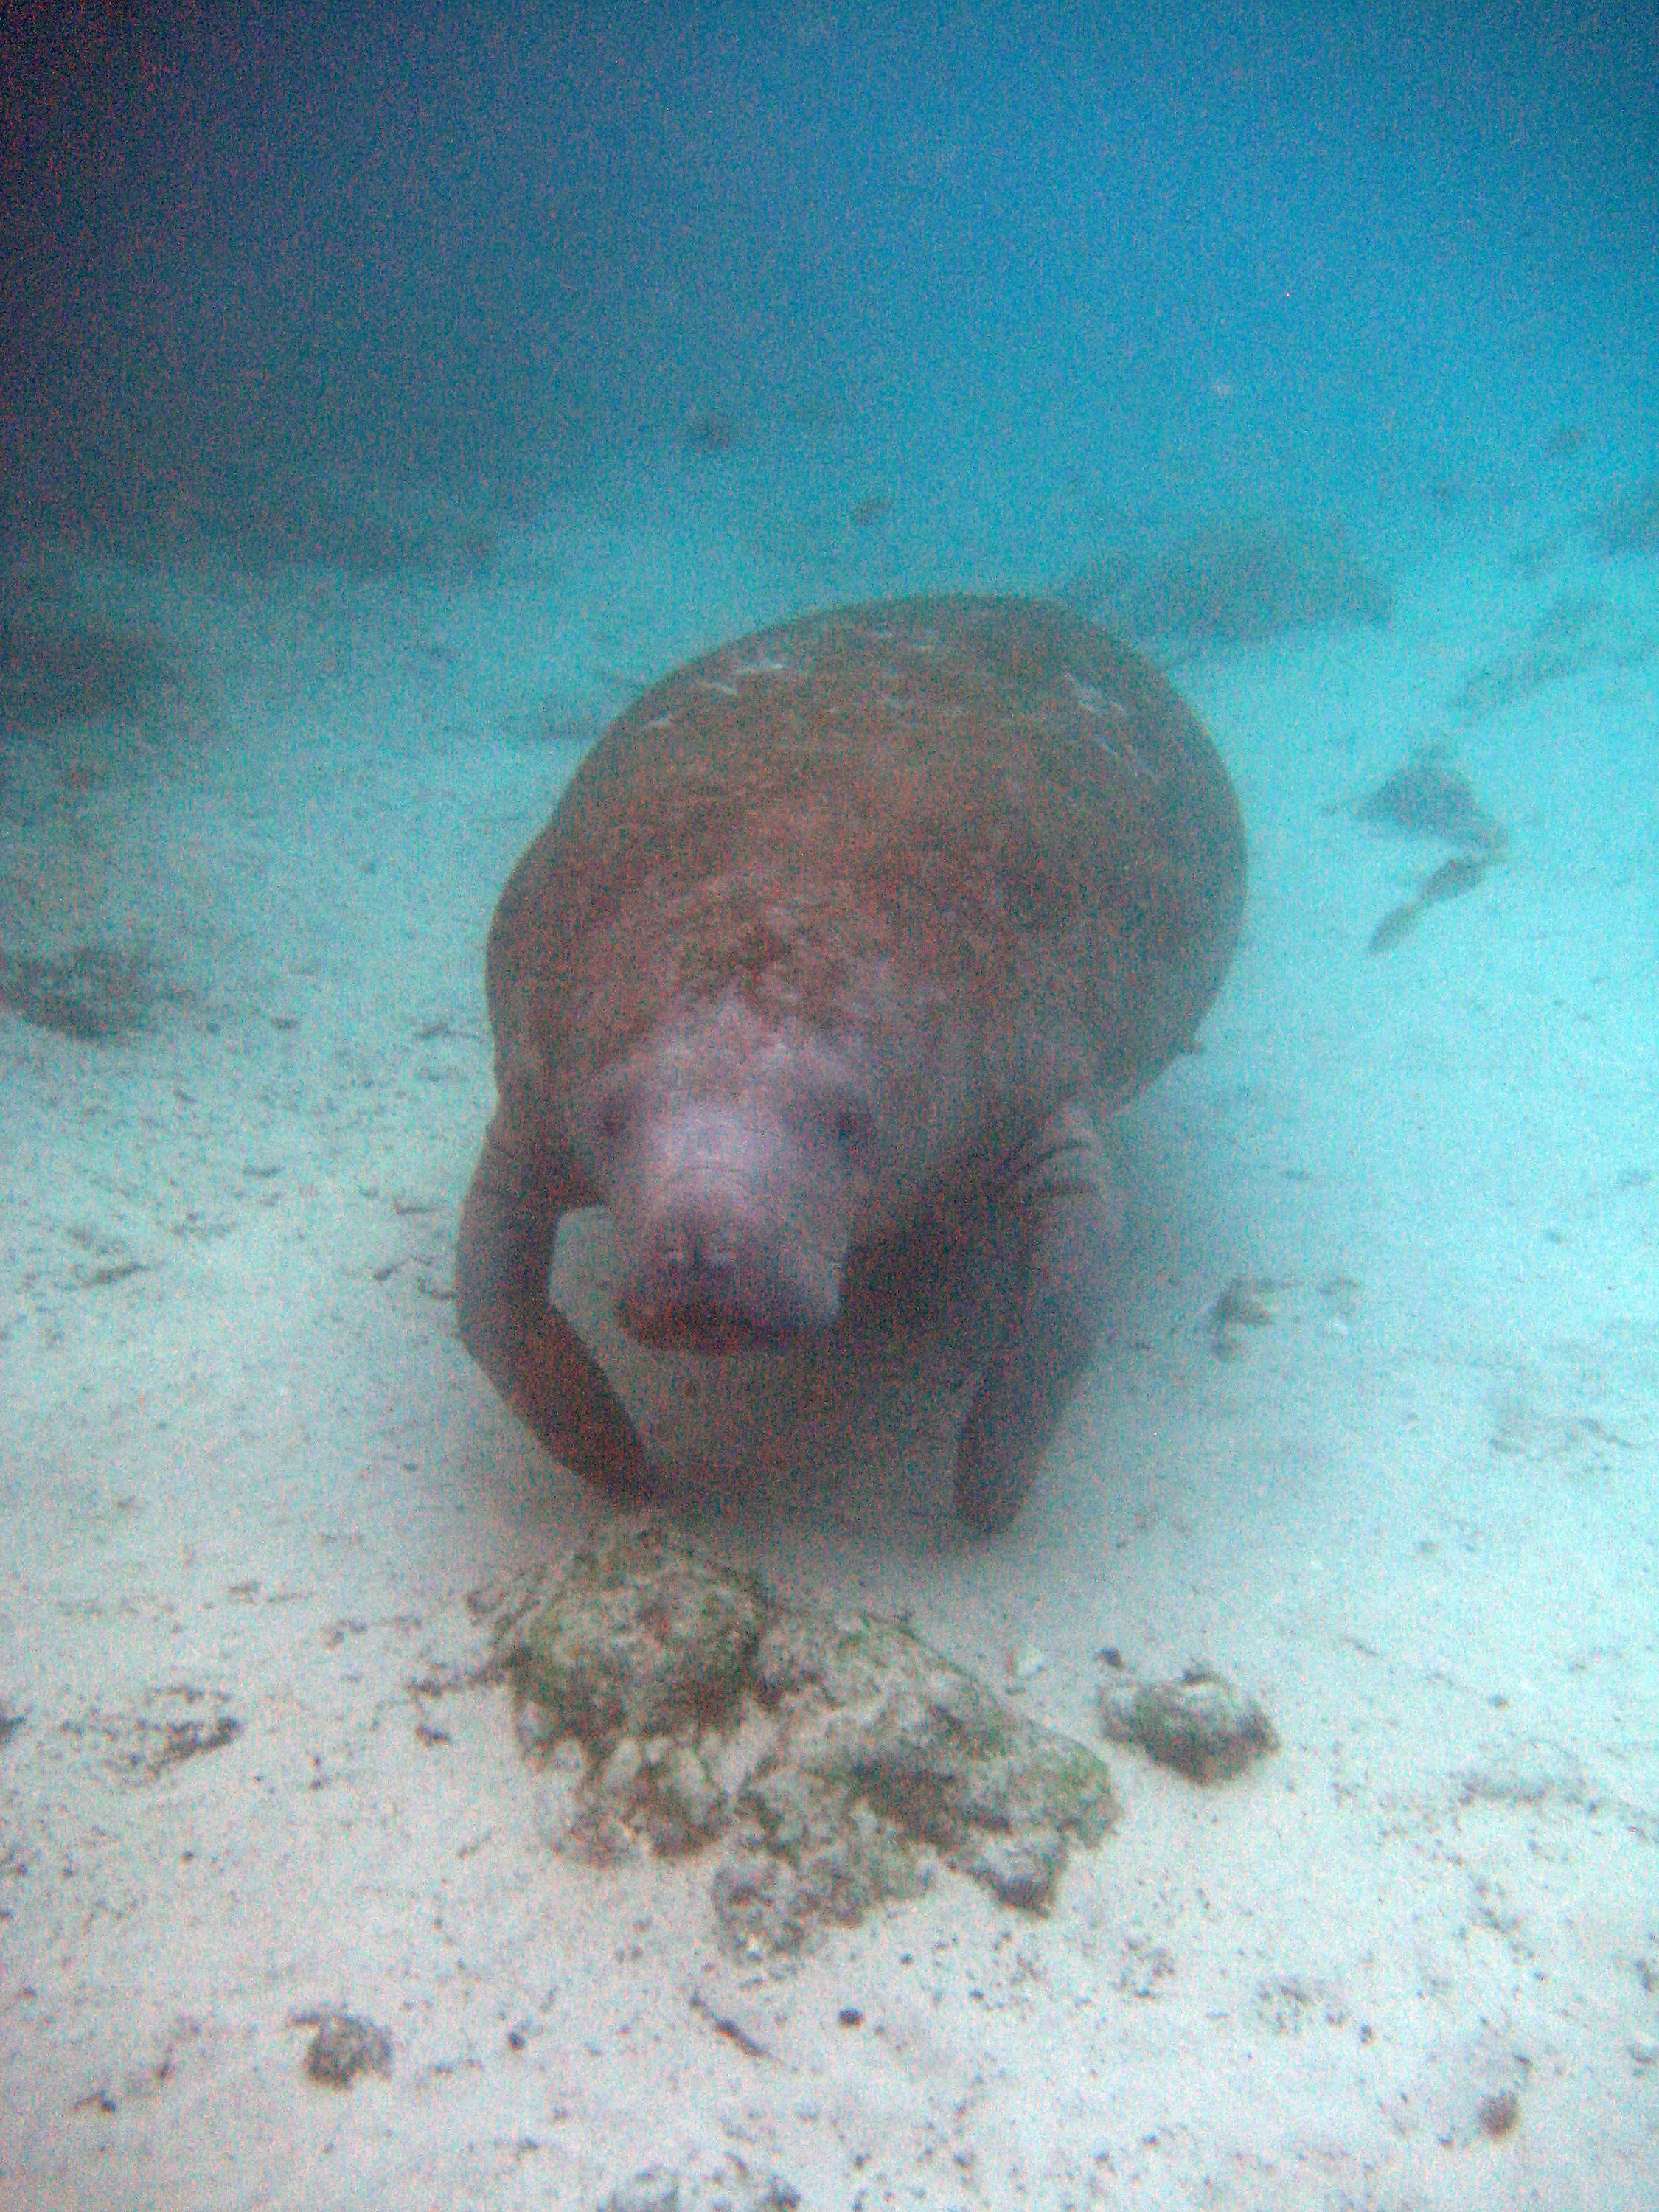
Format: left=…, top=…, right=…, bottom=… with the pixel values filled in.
left=6, top=3, right=1655, bottom=546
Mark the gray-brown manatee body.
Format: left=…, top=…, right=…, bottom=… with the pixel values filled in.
left=457, top=593, right=1245, bottom=1532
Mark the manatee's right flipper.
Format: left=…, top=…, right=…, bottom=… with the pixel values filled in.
left=954, top=1107, right=1115, bottom=1534
left=456, top=1106, right=656, bottom=1503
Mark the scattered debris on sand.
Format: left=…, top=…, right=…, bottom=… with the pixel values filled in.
left=1206, top=1273, right=1287, bottom=1360
left=682, top=410, right=740, bottom=456
left=1448, top=589, right=1652, bottom=718
left=64, top=1689, right=242, bottom=1784
left=1594, top=476, right=1659, bottom=557
left=846, top=492, right=891, bottom=529
left=597, top=2161, right=802, bottom=2212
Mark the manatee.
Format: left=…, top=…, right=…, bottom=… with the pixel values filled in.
left=457, top=593, right=1245, bottom=1532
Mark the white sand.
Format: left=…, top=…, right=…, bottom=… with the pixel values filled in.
left=2, top=445, right=1656, bottom=2210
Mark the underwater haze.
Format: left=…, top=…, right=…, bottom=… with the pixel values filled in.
left=8, top=3, right=1657, bottom=533
left=2, top=4, right=1658, bottom=2208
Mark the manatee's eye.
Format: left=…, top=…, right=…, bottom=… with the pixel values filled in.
left=595, top=1090, right=629, bottom=1152
left=831, top=1097, right=875, bottom=1161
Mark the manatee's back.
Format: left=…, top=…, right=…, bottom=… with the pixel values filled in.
left=485, top=594, right=1245, bottom=1116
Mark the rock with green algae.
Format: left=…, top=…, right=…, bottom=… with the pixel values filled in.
left=500, top=1523, right=1118, bottom=1952
left=1099, top=1662, right=1279, bottom=1784
left=508, top=1520, right=765, bottom=1753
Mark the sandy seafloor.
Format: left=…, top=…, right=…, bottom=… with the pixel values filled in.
left=2, top=430, right=1657, bottom=2212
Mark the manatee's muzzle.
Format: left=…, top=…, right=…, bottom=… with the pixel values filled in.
left=614, top=1197, right=838, bottom=1352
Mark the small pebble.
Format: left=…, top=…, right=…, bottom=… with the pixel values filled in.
left=296, top=2009, right=394, bottom=2088
left=598, top=2171, right=681, bottom=2212
left=1475, top=2087, right=1520, bottom=2140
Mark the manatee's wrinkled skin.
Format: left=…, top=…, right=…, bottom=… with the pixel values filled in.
left=457, top=594, right=1245, bottom=1531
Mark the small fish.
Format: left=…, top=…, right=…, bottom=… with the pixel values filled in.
left=1368, top=852, right=1492, bottom=952
left=1367, top=901, right=1421, bottom=953
left=1418, top=854, right=1488, bottom=905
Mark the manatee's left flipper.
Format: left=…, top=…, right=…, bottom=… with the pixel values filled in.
left=955, top=1106, right=1115, bottom=1534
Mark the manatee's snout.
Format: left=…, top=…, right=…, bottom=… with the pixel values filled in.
left=616, top=1192, right=834, bottom=1350
left=607, top=1095, right=859, bottom=1353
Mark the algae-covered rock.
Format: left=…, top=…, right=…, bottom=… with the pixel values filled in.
left=713, top=1607, right=1116, bottom=1950
left=1099, top=1662, right=1279, bottom=1784
left=713, top=1795, right=931, bottom=1956
left=747, top=1610, right=1112, bottom=1885
left=509, top=1522, right=765, bottom=1754
left=501, top=1524, right=1118, bottom=1952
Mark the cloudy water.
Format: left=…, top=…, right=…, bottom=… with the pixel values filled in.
left=2, top=7, right=1656, bottom=2206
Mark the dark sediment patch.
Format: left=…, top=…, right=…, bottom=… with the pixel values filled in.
left=0, top=942, right=152, bottom=1039
left=1067, top=517, right=1392, bottom=648
left=1594, top=476, right=1659, bottom=557
left=1, top=621, right=177, bottom=740
left=1356, top=744, right=1508, bottom=855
